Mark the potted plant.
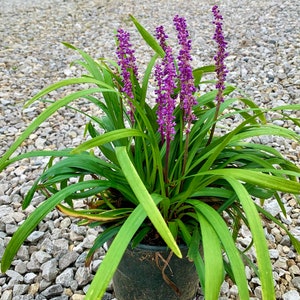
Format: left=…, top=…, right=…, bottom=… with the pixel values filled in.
left=1, top=5, right=299, bottom=300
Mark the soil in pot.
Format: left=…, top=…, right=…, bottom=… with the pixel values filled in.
left=113, top=243, right=199, bottom=300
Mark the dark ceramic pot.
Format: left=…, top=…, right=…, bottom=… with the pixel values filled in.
left=113, top=243, right=199, bottom=300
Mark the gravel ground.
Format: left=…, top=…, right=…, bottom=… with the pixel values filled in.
left=0, top=0, right=300, bottom=299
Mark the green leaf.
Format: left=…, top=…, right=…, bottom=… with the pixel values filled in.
left=225, top=177, right=275, bottom=300
left=200, top=169, right=300, bottom=194
left=130, top=14, right=165, bottom=58
left=85, top=194, right=163, bottom=299
left=186, top=227, right=205, bottom=290
left=198, top=213, right=224, bottom=300
left=115, top=146, right=181, bottom=258
left=72, top=129, right=147, bottom=154
left=188, top=200, right=250, bottom=300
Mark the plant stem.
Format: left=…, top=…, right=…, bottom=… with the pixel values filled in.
left=164, top=139, right=171, bottom=197
left=206, top=93, right=222, bottom=146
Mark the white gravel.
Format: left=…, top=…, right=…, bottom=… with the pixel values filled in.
left=0, top=0, right=299, bottom=299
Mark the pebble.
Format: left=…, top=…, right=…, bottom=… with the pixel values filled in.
left=41, top=259, right=58, bottom=281
left=0, top=0, right=299, bottom=299
left=55, top=268, right=74, bottom=287
left=282, top=290, right=300, bottom=300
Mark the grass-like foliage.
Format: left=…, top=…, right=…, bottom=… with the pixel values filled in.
left=1, top=6, right=299, bottom=300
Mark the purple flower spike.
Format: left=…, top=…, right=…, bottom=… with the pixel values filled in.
left=116, top=28, right=138, bottom=123
left=173, top=15, right=197, bottom=133
left=155, top=25, right=169, bottom=52
left=212, top=5, right=228, bottom=103
left=155, top=26, right=177, bottom=143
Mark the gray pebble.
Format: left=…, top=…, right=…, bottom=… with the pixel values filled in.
left=282, top=290, right=300, bottom=300
left=27, top=231, right=45, bottom=243
left=0, top=290, right=13, bottom=300
left=56, top=268, right=74, bottom=287
left=269, top=249, right=279, bottom=259
left=59, top=251, right=79, bottom=270
left=24, top=273, right=37, bottom=284
left=34, top=250, right=52, bottom=264
left=41, top=259, right=58, bottom=281
left=75, top=266, right=92, bottom=286
left=13, top=284, right=29, bottom=296
left=41, top=284, right=64, bottom=297
left=292, top=277, right=300, bottom=290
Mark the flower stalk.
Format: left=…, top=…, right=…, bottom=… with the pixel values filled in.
left=173, top=15, right=197, bottom=179
left=207, top=5, right=229, bottom=146
left=154, top=26, right=177, bottom=194
left=116, top=28, right=139, bottom=124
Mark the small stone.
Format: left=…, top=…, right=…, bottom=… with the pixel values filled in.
left=24, top=273, right=37, bottom=284
left=274, top=257, right=288, bottom=270
left=27, top=257, right=41, bottom=272
left=92, top=259, right=102, bottom=272
left=41, top=258, right=58, bottom=281
left=282, top=290, right=300, bottom=300
left=51, top=296, right=69, bottom=300
left=69, top=231, right=84, bottom=242
left=56, top=268, right=74, bottom=287
left=254, top=286, right=262, bottom=299
left=282, top=246, right=290, bottom=254
left=34, top=250, right=52, bottom=264
left=82, top=235, right=97, bottom=249
left=75, top=266, right=92, bottom=286
left=269, top=249, right=279, bottom=259
left=11, top=212, right=26, bottom=223
left=5, top=224, right=18, bottom=235
left=0, top=205, right=14, bottom=219
left=58, top=251, right=79, bottom=270
left=70, top=280, right=79, bottom=291
left=290, top=265, right=300, bottom=275
left=53, top=238, right=69, bottom=251
left=12, top=284, right=28, bottom=296
left=16, top=246, right=29, bottom=260
left=14, top=261, right=27, bottom=274
left=60, top=218, right=71, bottom=229
left=0, top=290, right=13, bottom=300
left=251, top=277, right=261, bottom=285
left=64, top=288, right=73, bottom=297
left=35, top=137, right=46, bottom=149
left=264, top=200, right=281, bottom=217
left=102, top=293, right=113, bottom=300
left=220, top=281, right=229, bottom=294
left=280, top=235, right=291, bottom=247
left=41, top=284, right=63, bottom=297
left=27, top=231, right=45, bottom=243
left=39, top=279, right=52, bottom=292
left=71, top=294, right=85, bottom=300
left=75, top=252, right=88, bottom=267
left=292, top=277, right=300, bottom=290
left=229, top=285, right=238, bottom=297
left=5, top=270, right=23, bottom=282
left=70, top=224, right=86, bottom=235
left=39, top=237, right=54, bottom=254
left=28, top=283, right=39, bottom=295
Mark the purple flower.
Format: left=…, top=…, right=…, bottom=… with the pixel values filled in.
left=116, top=28, right=138, bottom=123
left=155, top=25, right=168, bottom=52
left=173, top=15, right=197, bottom=133
left=212, top=5, right=228, bottom=103
left=154, top=26, right=177, bottom=143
